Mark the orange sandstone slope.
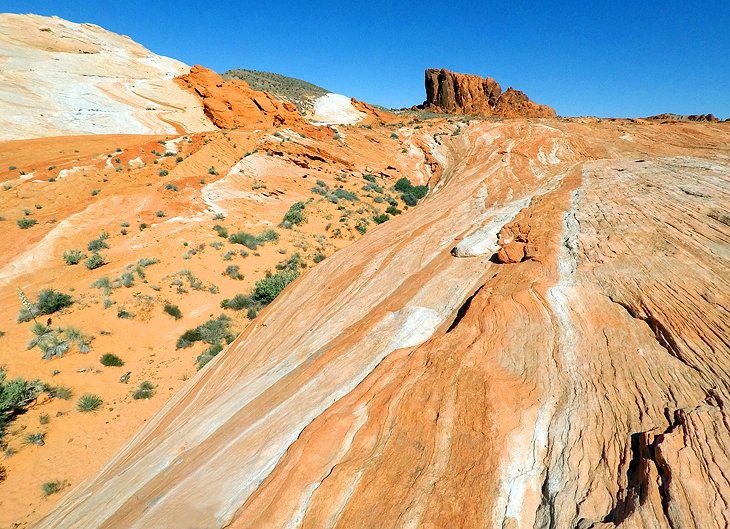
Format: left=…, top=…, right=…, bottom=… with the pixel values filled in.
left=35, top=118, right=730, bottom=528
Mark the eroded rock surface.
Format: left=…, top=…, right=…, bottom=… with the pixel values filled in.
left=174, top=65, right=307, bottom=130
left=32, top=118, right=729, bottom=529
left=421, top=68, right=556, bottom=118
left=0, top=13, right=215, bottom=140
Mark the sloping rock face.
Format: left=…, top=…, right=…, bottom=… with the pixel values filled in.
left=422, top=68, right=556, bottom=118
left=175, top=65, right=307, bottom=130
left=0, top=13, right=214, bottom=140
left=35, top=120, right=730, bottom=529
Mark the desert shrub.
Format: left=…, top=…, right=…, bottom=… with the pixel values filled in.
left=24, top=431, right=45, bottom=446
left=76, top=393, right=102, bottom=412
left=312, top=253, right=325, bottom=263
left=390, top=133, right=399, bottom=139
left=17, top=289, right=73, bottom=323
left=155, top=210, right=166, bottom=218
left=220, top=294, right=254, bottom=311
left=213, top=225, right=228, bottom=238
left=386, top=205, right=402, bottom=216
left=87, top=232, right=109, bottom=252
left=39, top=413, right=49, bottom=425
left=331, top=189, right=358, bottom=202
left=139, top=223, right=148, bottom=230
left=176, top=315, right=234, bottom=350
left=42, top=480, right=68, bottom=496
left=63, top=249, right=86, bottom=265
left=1, top=370, right=43, bottom=440
left=196, top=343, right=224, bottom=369
left=17, top=218, right=37, bottom=229
left=84, top=252, right=105, bottom=270
left=158, top=169, right=169, bottom=177
left=163, top=303, right=183, bottom=320
left=275, top=253, right=302, bottom=272
left=45, top=385, right=72, bottom=400
left=373, top=213, right=390, bottom=224
left=208, top=166, right=218, bottom=175
left=224, top=265, right=244, bottom=280
left=282, top=202, right=306, bottom=227
left=164, top=183, right=178, bottom=191
left=119, top=273, right=135, bottom=287
left=132, top=381, right=155, bottom=400
left=228, top=231, right=259, bottom=249
left=138, top=257, right=159, bottom=267
left=117, top=308, right=133, bottom=319
left=246, top=308, right=258, bottom=320
left=252, top=270, right=299, bottom=305
left=100, top=353, right=124, bottom=367
left=258, top=229, right=279, bottom=242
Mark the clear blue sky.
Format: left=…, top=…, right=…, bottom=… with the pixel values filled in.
left=3, top=1, right=729, bottom=118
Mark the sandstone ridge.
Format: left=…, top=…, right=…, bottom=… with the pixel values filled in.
left=174, top=65, right=308, bottom=130
left=0, top=13, right=214, bottom=140
left=33, top=118, right=730, bottom=529
left=421, top=67, right=556, bottom=118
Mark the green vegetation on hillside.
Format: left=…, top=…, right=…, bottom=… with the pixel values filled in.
left=221, top=69, right=329, bottom=113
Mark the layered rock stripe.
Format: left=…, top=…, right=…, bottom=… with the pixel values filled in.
left=34, top=119, right=730, bottom=528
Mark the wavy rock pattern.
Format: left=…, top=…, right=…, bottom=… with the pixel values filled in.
left=35, top=120, right=730, bottom=528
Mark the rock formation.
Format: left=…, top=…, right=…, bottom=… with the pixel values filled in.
left=646, top=113, right=721, bottom=122
left=34, top=118, right=730, bottom=529
left=0, top=13, right=214, bottom=140
left=421, top=68, right=556, bottom=118
left=174, top=66, right=306, bottom=130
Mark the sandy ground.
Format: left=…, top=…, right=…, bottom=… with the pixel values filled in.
left=0, top=115, right=449, bottom=527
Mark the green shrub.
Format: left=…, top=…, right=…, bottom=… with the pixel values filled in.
left=100, top=353, right=124, bottom=367
left=282, top=202, right=306, bottom=227
left=196, top=343, right=223, bottom=369
left=224, top=264, right=244, bottom=280
left=84, top=252, right=105, bottom=270
left=87, top=233, right=109, bottom=252
left=163, top=303, right=183, bottom=320
left=132, top=381, right=155, bottom=400
left=117, top=308, right=133, bottom=319
left=228, top=231, right=259, bottom=249
left=158, top=169, right=169, bottom=177
left=252, top=270, right=299, bottom=305
left=246, top=308, right=258, bottom=320
left=76, top=393, right=102, bottom=412
left=313, top=253, right=325, bottom=263
left=155, top=210, right=166, bottom=217
left=45, top=385, right=72, bottom=400
left=331, top=189, right=358, bottom=202
left=176, top=315, right=234, bottom=350
left=24, top=431, right=45, bottom=446
left=42, top=480, right=68, bottom=496
left=63, top=249, right=86, bottom=265
left=386, top=205, right=402, bottom=216
left=220, top=294, right=254, bottom=311
left=17, top=218, right=37, bottom=229
left=17, top=289, right=73, bottom=322
left=373, top=213, right=390, bottom=224
left=209, top=167, right=218, bottom=175
left=165, top=183, right=178, bottom=191
left=1, top=370, right=43, bottom=440
left=213, top=225, right=228, bottom=238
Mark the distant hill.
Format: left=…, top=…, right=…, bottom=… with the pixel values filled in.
left=222, top=69, right=329, bottom=113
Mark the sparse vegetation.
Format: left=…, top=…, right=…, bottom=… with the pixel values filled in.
left=224, top=264, right=244, bottom=280
left=163, top=303, right=183, bottom=319
left=100, top=353, right=124, bottom=367
left=394, top=177, right=428, bottom=206
left=228, top=228, right=279, bottom=250
left=24, top=431, right=45, bottom=446
left=76, top=393, right=102, bottom=412
left=42, top=480, right=68, bottom=496
left=17, top=289, right=73, bottom=323
left=282, top=202, right=306, bottom=227
left=1, top=369, right=43, bottom=440
left=158, top=169, right=169, bottom=177
left=132, top=381, right=155, bottom=400
left=84, top=252, right=105, bottom=270
left=63, top=249, right=87, bottom=265
left=17, top=218, right=37, bottom=229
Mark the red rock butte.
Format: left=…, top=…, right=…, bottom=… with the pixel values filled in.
left=421, top=67, right=556, bottom=118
